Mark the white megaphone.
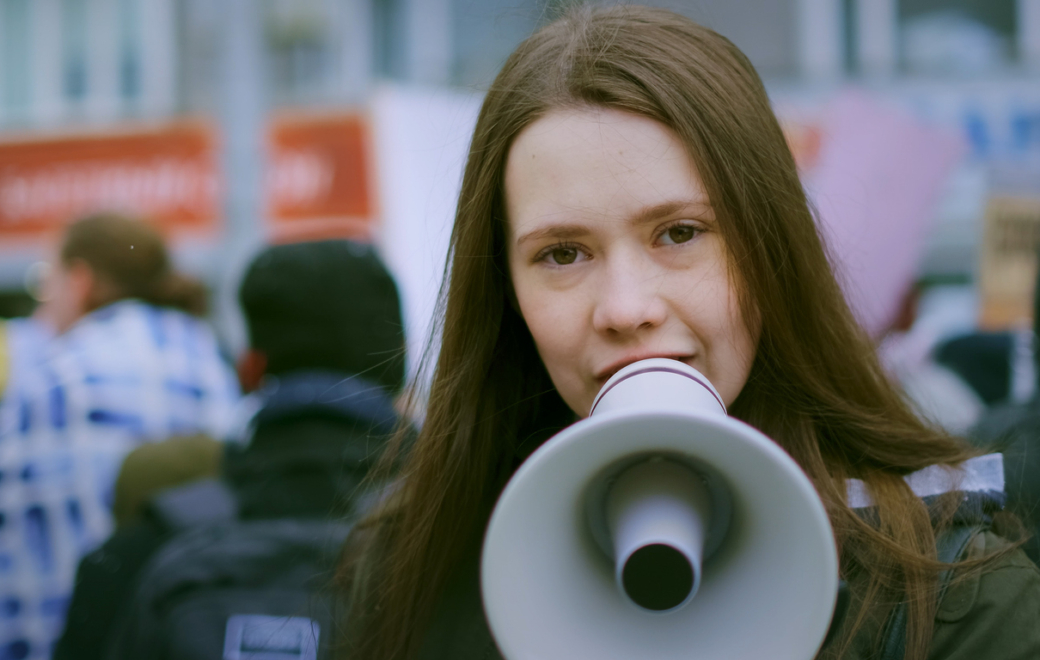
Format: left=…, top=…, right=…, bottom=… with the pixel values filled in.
left=481, top=359, right=839, bottom=660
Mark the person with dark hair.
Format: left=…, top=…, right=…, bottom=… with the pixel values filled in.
left=54, top=239, right=407, bottom=660
left=339, top=7, right=1040, bottom=660
left=236, top=238, right=405, bottom=397
left=0, top=213, right=239, bottom=660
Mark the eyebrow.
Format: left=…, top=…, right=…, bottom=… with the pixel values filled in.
left=513, top=199, right=711, bottom=247
left=514, top=223, right=590, bottom=248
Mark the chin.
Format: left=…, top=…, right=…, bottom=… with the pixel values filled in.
left=562, top=393, right=594, bottom=420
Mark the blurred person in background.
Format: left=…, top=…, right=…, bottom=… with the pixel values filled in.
left=1, top=213, right=240, bottom=439
left=969, top=263, right=1040, bottom=566
left=877, top=284, right=987, bottom=437
left=0, top=213, right=239, bottom=660
left=0, top=314, right=55, bottom=417
left=55, top=239, right=406, bottom=660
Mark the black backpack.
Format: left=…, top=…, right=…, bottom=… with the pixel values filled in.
left=105, top=479, right=352, bottom=660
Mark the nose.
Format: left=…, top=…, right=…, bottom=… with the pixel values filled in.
left=591, top=257, right=668, bottom=337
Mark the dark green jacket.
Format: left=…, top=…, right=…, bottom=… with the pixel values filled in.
left=821, top=530, right=1040, bottom=660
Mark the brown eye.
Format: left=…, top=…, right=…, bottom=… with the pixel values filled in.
left=551, top=247, right=579, bottom=265
left=666, top=225, right=696, bottom=244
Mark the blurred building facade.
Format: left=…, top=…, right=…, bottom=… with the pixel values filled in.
left=0, top=0, right=1037, bottom=316
left=0, top=0, right=176, bottom=128
left=2, top=0, right=1038, bottom=125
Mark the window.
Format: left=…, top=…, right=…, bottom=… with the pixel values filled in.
left=61, top=0, right=88, bottom=101
left=1, top=0, right=33, bottom=120
left=118, top=0, right=140, bottom=101
left=899, top=0, right=1017, bottom=74
left=265, top=0, right=333, bottom=103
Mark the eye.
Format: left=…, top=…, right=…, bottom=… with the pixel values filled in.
left=548, top=246, right=579, bottom=265
left=658, top=223, right=700, bottom=246
left=533, top=242, right=588, bottom=266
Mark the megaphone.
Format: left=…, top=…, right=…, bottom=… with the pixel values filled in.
left=481, top=359, right=838, bottom=660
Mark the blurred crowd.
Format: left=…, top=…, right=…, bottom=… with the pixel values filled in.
left=0, top=214, right=407, bottom=659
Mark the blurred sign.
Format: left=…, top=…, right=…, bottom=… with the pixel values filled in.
left=979, top=195, right=1040, bottom=330
left=790, top=92, right=964, bottom=338
left=782, top=122, right=823, bottom=172
left=0, top=123, right=219, bottom=241
left=0, top=113, right=376, bottom=247
left=267, top=113, right=375, bottom=243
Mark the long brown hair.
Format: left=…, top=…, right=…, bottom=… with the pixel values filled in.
left=61, top=213, right=208, bottom=316
left=347, top=6, right=993, bottom=659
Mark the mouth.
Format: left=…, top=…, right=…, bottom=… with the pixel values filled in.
left=594, top=354, right=695, bottom=387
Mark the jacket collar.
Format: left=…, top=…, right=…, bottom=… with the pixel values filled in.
left=847, top=453, right=1005, bottom=510
left=253, top=369, right=398, bottom=434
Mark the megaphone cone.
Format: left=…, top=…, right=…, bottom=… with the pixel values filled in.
left=481, top=359, right=838, bottom=660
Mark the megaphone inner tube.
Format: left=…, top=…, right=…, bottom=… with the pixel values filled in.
left=621, top=543, right=696, bottom=611
left=606, top=458, right=719, bottom=613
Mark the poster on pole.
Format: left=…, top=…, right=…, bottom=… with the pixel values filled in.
left=0, top=111, right=378, bottom=249
left=0, top=123, right=220, bottom=244
left=266, top=112, right=376, bottom=243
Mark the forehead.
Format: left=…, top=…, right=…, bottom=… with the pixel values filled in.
left=504, top=108, right=707, bottom=235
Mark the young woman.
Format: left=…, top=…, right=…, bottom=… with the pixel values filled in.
left=341, top=6, right=1040, bottom=660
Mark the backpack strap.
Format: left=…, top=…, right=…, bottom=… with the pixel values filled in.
left=148, top=478, right=239, bottom=532
left=878, top=523, right=985, bottom=660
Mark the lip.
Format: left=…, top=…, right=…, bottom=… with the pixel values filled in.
left=594, top=353, right=695, bottom=386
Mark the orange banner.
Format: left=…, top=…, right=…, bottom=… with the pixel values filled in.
left=266, top=113, right=375, bottom=243
left=0, top=123, right=219, bottom=240
left=0, top=113, right=377, bottom=247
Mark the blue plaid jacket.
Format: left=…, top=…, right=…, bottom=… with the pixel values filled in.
left=0, top=301, right=240, bottom=660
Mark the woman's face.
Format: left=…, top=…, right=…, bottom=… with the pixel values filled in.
left=505, top=107, right=758, bottom=416
left=36, top=257, right=94, bottom=334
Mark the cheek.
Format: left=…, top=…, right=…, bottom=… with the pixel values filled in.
left=514, top=286, right=592, bottom=410
left=46, top=275, right=73, bottom=311
left=515, top=289, right=578, bottom=364
left=670, top=256, right=758, bottom=404
left=41, top=269, right=64, bottom=300
left=714, top=289, right=759, bottom=405
left=722, top=273, right=760, bottom=365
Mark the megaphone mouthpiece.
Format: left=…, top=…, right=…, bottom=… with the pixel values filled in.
left=590, top=359, right=726, bottom=418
